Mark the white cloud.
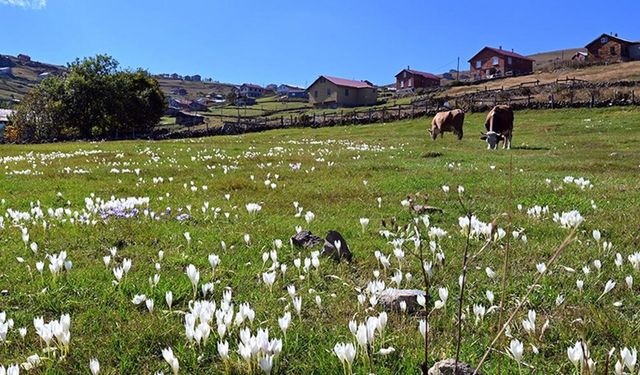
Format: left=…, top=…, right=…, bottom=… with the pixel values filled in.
left=0, top=0, right=46, bottom=9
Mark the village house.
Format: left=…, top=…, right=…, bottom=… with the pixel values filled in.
left=17, top=54, right=31, bottom=62
left=307, top=76, right=377, bottom=108
left=175, top=111, right=205, bottom=126
left=585, top=33, right=640, bottom=62
left=277, top=84, right=308, bottom=99
left=171, top=87, right=188, bottom=96
left=277, top=84, right=302, bottom=95
left=235, top=96, right=257, bottom=106
left=468, top=47, right=534, bottom=80
left=572, top=52, right=588, bottom=62
left=0, top=108, right=14, bottom=139
left=239, top=84, right=265, bottom=98
left=395, top=68, right=440, bottom=93
left=167, top=98, right=208, bottom=112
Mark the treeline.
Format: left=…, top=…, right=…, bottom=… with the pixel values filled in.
left=6, top=55, right=165, bottom=142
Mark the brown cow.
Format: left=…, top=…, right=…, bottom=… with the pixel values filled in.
left=429, top=109, right=465, bottom=140
left=480, top=105, right=514, bottom=149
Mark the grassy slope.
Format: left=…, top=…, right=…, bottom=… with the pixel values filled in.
left=0, top=107, right=639, bottom=373
left=441, top=61, right=640, bottom=97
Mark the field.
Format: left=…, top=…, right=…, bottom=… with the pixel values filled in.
left=1, top=107, right=639, bottom=374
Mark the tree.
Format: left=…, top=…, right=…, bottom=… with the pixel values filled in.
left=11, top=54, right=165, bottom=142
left=226, top=91, right=238, bottom=104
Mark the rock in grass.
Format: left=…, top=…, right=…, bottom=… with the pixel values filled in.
left=378, top=288, right=427, bottom=314
left=428, top=359, right=482, bottom=375
left=322, top=230, right=352, bottom=261
left=290, top=230, right=324, bottom=249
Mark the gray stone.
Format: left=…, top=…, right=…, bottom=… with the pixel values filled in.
left=290, top=230, right=323, bottom=249
left=321, top=230, right=352, bottom=261
left=428, top=359, right=482, bottom=375
left=378, top=288, right=427, bottom=314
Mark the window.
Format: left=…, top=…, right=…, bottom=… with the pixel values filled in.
left=601, top=36, right=609, bottom=44
left=476, top=60, right=481, bottom=69
left=327, top=89, right=331, bottom=96
left=403, top=71, right=407, bottom=78
left=400, top=81, right=404, bottom=88
left=345, top=89, right=349, bottom=96
left=507, top=57, right=512, bottom=65
left=610, top=46, right=616, bottom=55
left=314, top=90, right=318, bottom=98
left=492, top=56, right=499, bottom=65
left=408, top=78, right=413, bottom=87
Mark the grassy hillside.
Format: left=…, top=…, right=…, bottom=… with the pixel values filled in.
left=528, top=48, right=587, bottom=68
left=0, top=54, right=237, bottom=103
left=155, top=78, right=237, bottom=100
left=440, top=61, right=640, bottom=98
left=0, top=107, right=639, bottom=373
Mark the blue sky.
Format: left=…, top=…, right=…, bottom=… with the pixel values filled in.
left=2, top=0, right=639, bottom=87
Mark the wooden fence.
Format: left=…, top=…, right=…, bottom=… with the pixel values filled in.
left=148, top=79, right=640, bottom=140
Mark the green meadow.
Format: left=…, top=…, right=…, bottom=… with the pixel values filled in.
left=1, top=107, right=639, bottom=374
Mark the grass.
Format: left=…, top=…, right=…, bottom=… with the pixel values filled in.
left=0, top=107, right=639, bottom=374
left=442, top=61, right=640, bottom=97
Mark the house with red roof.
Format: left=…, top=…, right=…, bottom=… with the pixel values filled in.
left=395, top=67, right=440, bottom=93
left=468, top=47, right=534, bottom=80
left=585, top=33, right=640, bottom=63
left=307, top=75, right=377, bottom=108
left=239, top=83, right=266, bottom=98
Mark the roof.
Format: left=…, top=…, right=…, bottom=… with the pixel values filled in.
left=241, top=83, right=264, bottom=89
left=0, top=109, right=15, bottom=122
left=395, top=69, right=440, bottom=80
left=468, top=47, right=535, bottom=62
left=172, top=98, right=193, bottom=106
left=586, top=33, right=640, bottom=48
left=309, top=75, right=374, bottom=89
left=177, top=111, right=204, bottom=118
left=279, top=84, right=305, bottom=90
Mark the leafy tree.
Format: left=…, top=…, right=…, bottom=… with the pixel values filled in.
left=11, top=54, right=165, bottom=142
left=226, top=91, right=238, bottom=104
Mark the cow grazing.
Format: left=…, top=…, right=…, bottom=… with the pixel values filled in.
left=480, top=105, right=514, bottom=149
left=429, top=109, right=465, bottom=140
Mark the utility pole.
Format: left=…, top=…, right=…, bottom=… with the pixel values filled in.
left=456, top=57, right=460, bottom=81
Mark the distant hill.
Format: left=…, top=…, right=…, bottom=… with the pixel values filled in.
left=0, top=54, right=65, bottom=105
left=154, top=77, right=237, bottom=100
left=0, top=54, right=238, bottom=104
left=528, top=48, right=587, bottom=69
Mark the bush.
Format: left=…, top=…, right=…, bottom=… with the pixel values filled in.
left=11, top=54, right=165, bottom=142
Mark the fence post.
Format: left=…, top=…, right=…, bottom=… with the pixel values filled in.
left=527, top=95, right=531, bottom=106
left=570, top=90, right=574, bottom=105
left=397, top=105, right=401, bottom=119
left=382, top=108, right=386, bottom=123
left=313, top=113, right=316, bottom=126
left=323, top=113, right=326, bottom=124
left=633, top=90, right=636, bottom=104
left=590, top=93, right=595, bottom=108
left=551, top=94, right=555, bottom=109
left=281, top=116, right=284, bottom=127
